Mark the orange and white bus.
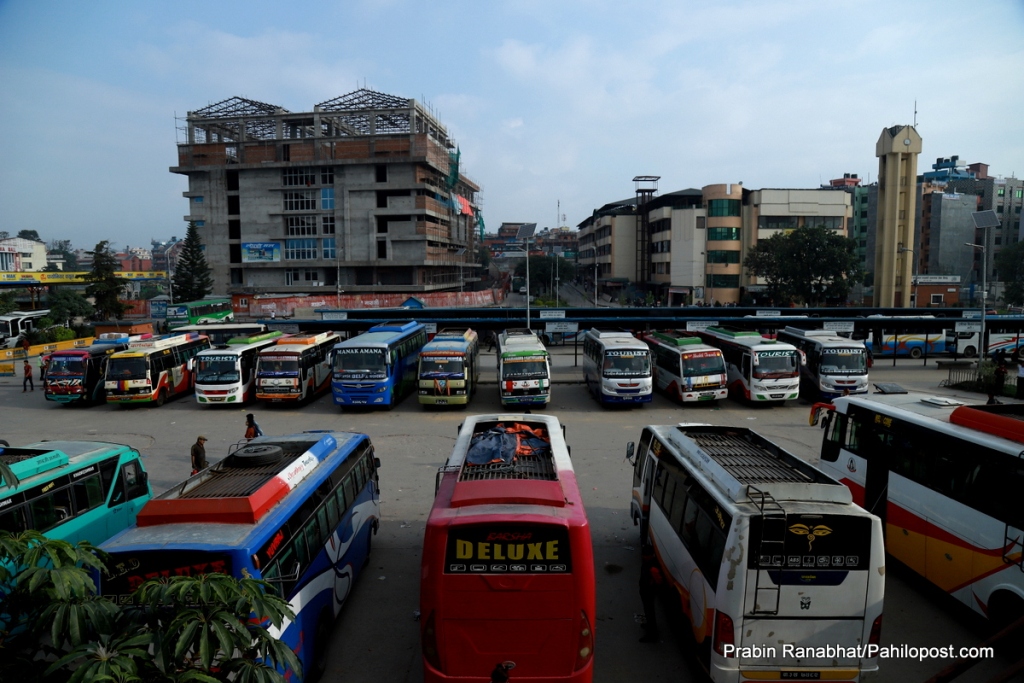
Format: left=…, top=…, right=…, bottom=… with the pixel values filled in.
left=421, top=414, right=595, bottom=682
left=104, top=332, right=211, bottom=406
left=254, top=331, right=339, bottom=403
left=811, top=393, right=1024, bottom=625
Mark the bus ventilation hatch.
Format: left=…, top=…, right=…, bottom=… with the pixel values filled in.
left=748, top=485, right=785, bottom=616
left=688, top=431, right=812, bottom=485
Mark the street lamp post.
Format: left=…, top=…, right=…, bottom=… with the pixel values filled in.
left=516, top=224, right=536, bottom=330
left=965, top=242, right=986, bottom=358
left=898, top=246, right=917, bottom=308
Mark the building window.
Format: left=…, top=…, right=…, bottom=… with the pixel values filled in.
left=323, top=238, right=336, bottom=259
left=997, top=205, right=1004, bottom=213
left=705, top=274, right=740, bottom=288
left=283, top=167, right=316, bottom=186
left=194, top=220, right=205, bottom=227
left=286, top=269, right=319, bottom=285
left=757, top=216, right=797, bottom=230
left=321, top=167, right=334, bottom=185
left=375, top=164, right=387, bottom=182
left=226, top=170, right=239, bottom=191
left=810, top=216, right=843, bottom=230
left=707, top=199, right=741, bottom=217
left=229, top=244, right=241, bottom=263
left=321, top=188, right=335, bottom=210
left=231, top=269, right=243, bottom=285
left=284, top=192, right=316, bottom=211
left=707, top=250, right=740, bottom=264
left=997, top=188, right=1005, bottom=197
left=286, top=215, right=317, bottom=236
left=377, top=240, right=387, bottom=259
left=228, top=196, right=240, bottom=215
left=931, top=293, right=944, bottom=305
left=229, top=219, right=241, bottom=239
left=706, top=227, right=740, bottom=241
left=193, top=196, right=204, bottom=204
left=322, top=216, right=335, bottom=234
left=285, top=239, right=317, bottom=260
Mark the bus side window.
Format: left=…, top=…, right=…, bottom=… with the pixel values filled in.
left=668, top=478, right=688, bottom=532
left=679, top=496, right=699, bottom=546
left=632, top=431, right=653, bottom=487
left=30, top=486, right=74, bottom=532
left=73, top=474, right=105, bottom=515
left=741, top=354, right=751, bottom=378
left=651, top=466, right=666, bottom=508
left=99, top=457, right=119, bottom=500
left=0, top=505, right=29, bottom=534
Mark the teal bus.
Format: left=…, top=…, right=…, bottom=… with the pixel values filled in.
left=166, top=299, right=234, bottom=329
left=0, top=441, right=152, bottom=545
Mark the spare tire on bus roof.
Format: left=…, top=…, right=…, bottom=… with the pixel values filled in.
left=226, top=443, right=284, bottom=467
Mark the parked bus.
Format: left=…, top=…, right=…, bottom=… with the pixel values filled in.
left=810, top=394, right=1024, bottom=625
left=255, top=331, right=339, bottom=403
left=331, top=321, right=427, bottom=409
left=97, top=431, right=381, bottom=682
left=417, top=327, right=479, bottom=407
left=0, top=309, right=50, bottom=349
left=581, top=328, right=653, bottom=406
left=641, top=330, right=727, bottom=404
left=776, top=327, right=869, bottom=401
left=421, top=414, right=595, bottom=682
left=194, top=331, right=285, bottom=406
left=859, top=315, right=946, bottom=358
left=626, top=424, right=884, bottom=681
left=104, top=332, right=211, bottom=406
left=165, top=298, right=234, bottom=329
left=44, top=336, right=131, bottom=405
left=696, top=326, right=800, bottom=403
left=0, top=440, right=151, bottom=545
left=172, top=322, right=268, bottom=345
left=496, top=329, right=551, bottom=407
left=947, top=319, right=1024, bottom=360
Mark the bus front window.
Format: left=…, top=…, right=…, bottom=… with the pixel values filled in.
left=819, top=349, right=867, bottom=375
left=753, top=351, right=798, bottom=379
left=502, top=359, right=548, bottom=380
left=681, top=353, right=726, bottom=377
left=196, top=356, right=240, bottom=384
left=258, top=356, right=300, bottom=376
left=108, top=358, right=148, bottom=380
left=48, top=357, right=86, bottom=375
left=420, top=356, right=465, bottom=378
left=602, top=352, right=651, bottom=378
left=334, top=348, right=388, bottom=379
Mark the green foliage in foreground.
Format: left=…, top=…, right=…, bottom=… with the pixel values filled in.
left=0, top=531, right=300, bottom=683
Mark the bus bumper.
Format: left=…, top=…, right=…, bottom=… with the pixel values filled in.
left=711, top=665, right=874, bottom=683
left=682, top=388, right=728, bottom=402
left=105, top=393, right=154, bottom=403
left=500, top=395, right=550, bottom=406
left=602, top=392, right=652, bottom=404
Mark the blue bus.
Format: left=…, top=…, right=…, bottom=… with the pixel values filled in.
left=331, top=321, right=427, bottom=409
left=97, top=431, right=381, bottom=682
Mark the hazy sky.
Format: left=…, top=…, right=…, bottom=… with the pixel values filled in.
left=2, top=0, right=1022, bottom=251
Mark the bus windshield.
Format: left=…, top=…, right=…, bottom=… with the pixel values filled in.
left=819, top=348, right=867, bottom=375
left=108, top=357, right=148, bottom=380
left=334, top=348, right=388, bottom=378
left=681, top=353, right=725, bottom=377
left=602, top=351, right=651, bottom=378
left=420, top=356, right=465, bottom=377
left=258, top=355, right=300, bottom=375
left=48, top=357, right=86, bottom=374
left=753, top=350, right=798, bottom=379
left=196, top=355, right=240, bottom=384
left=502, top=358, right=548, bottom=380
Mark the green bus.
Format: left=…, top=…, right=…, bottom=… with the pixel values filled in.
left=165, top=298, right=234, bottom=329
left=0, top=441, right=152, bottom=546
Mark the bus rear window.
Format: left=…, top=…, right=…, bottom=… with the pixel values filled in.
left=747, top=514, right=871, bottom=570
left=102, top=550, right=233, bottom=598
left=444, top=524, right=571, bottom=574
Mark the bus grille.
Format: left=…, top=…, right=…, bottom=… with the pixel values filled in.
left=688, top=431, right=812, bottom=484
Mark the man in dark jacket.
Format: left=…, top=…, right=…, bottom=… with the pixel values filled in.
left=190, top=435, right=208, bottom=474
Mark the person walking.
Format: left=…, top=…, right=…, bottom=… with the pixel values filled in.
left=38, top=355, right=48, bottom=381
left=22, top=359, right=34, bottom=392
left=637, top=544, right=662, bottom=643
left=994, top=361, right=1008, bottom=398
left=190, top=435, right=208, bottom=475
left=1017, top=362, right=1024, bottom=401
left=244, top=414, right=263, bottom=440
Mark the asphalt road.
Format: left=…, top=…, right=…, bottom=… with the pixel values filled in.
left=1, top=351, right=1020, bottom=683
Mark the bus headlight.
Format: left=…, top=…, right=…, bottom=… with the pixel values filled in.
left=376, top=385, right=387, bottom=392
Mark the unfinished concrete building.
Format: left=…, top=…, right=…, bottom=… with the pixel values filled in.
left=171, top=89, right=480, bottom=296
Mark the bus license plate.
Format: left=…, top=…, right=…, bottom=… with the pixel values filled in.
left=780, top=673, right=820, bottom=680
left=435, top=399, right=448, bottom=405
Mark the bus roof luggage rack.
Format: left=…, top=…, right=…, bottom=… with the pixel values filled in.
left=666, top=425, right=851, bottom=504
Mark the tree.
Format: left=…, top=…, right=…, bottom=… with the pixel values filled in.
left=49, top=239, right=78, bottom=271
left=995, top=240, right=1024, bottom=306
left=0, top=531, right=300, bottom=683
left=80, top=241, right=128, bottom=320
left=744, top=225, right=863, bottom=306
left=46, top=288, right=95, bottom=323
left=514, top=255, right=576, bottom=297
left=17, top=229, right=41, bottom=241
left=172, top=222, right=214, bottom=303
left=0, top=291, right=16, bottom=315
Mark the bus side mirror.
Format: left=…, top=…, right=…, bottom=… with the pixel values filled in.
left=187, top=358, right=194, bottom=372
left=374, top=457, right=381, bottom=469
left=626, top=441, right=635, bottom=464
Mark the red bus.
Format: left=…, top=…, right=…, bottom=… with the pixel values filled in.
left=420, top=414, right=595, bottom=682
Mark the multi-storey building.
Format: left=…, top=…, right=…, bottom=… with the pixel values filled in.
left=0, top=237, right=47, bottom=272
left=171, top=89, right=479, bottom=296
left=577, top=198, right=637, bottom=299
left=873, top=125, right=922, bottom=307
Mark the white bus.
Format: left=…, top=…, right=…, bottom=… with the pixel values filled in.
left=947, top=320, right=1024, bottom=360
left=810, top=393, right=1024, bottom=625
left=496, top=329, right=551, bottom=408
left=641, top=330, right=727, bottom=404
left=627, top=423, right=884, bottom=682
left=193, top=331, right=285, bottom=405
left=255, top=331, right=339, bottom=403
left=581, top=328, right=653, bottom=406
left=0, top=309, right=50, bottom=349
left=697, top=326, right=800, bottom=403
left=776, top=327, right=869, bottom=401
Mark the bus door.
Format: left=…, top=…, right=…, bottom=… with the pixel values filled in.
left=741, top=513, right=876, bottom=669
left=104, top=459, right=150, bottom=538
left=627, top=429, right=656, bottom=536
left=861, top=421, right=891, bottom=531
left=740, top=354, right=752, bottom=392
